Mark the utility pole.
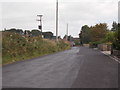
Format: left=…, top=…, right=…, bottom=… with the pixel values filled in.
left=37, top=15, right=43, bottom=37
left=66, top=23, right=68, bottom=41
left=56, top=0, right=58, bottom=41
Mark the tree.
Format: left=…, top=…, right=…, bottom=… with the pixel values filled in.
left=8, top=28, right=16, bottom=32
left=90, top=23, right=108, bottom=42
left=5, top=28, right=16, bottom=33
left=63, top=35, right=67, bottom=40
left=31, top=30, right=41, bottom=37
left=79, top=25, right=91, bottom=44
left=16, top=29, right=23, bottom=35
left=42, top=32, right=53, bottom=39
left=68, top=35, right=73, bottom=41
left=104, top=31, right=115, bottom=43
left=4, top=28, right=24, bottom=35
left=63, top=35, right=73, bottom=41
left=112, top=23, right=120, bottom=50
left=111, top=21, right=118, bottom=31
left=24, top=30, right=31, bottom=36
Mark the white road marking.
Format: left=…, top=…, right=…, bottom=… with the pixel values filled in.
left=109, top=56, right=120, bottom=63
left=101, top=51, right=120, bottom=63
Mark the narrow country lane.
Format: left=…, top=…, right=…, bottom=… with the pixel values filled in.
left=2, top=47, right=118, bottom=88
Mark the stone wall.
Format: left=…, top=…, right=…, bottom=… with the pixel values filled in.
left=98, top=44, right=111, bottom=51
left=112, top=50, right=120, bottom=58
left=83, top=44, right=90, bottom=47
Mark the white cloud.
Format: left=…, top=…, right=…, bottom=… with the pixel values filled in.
left=1, top=0, right=118, bottom=37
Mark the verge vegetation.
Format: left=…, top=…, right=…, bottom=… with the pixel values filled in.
left=79, top=22, right=120, bottom=50
left=2, top=32, right=70, bottom=65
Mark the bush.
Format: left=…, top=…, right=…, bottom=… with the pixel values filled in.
left=2, top=32, right=70, bottom=64
left=74, top=40, right=80, bottom=46
left=104, top=32, right=115, bottom=43
left=89, top=41, right=103, bottom=48
left=112, top=29, right=120, bottom=50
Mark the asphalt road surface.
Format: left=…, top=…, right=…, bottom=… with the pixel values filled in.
left=3, top=47, right=118, bottom=88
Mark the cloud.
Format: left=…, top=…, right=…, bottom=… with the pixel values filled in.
left=119, top=1, right=120, bottom=23
left=1, top=0, right=118, bottom=37
left=1, top=2, right=56, bottom=32
left=58, top=1, right=117, bottom=37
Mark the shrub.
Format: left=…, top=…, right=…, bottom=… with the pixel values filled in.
left=2, top=32, right=70, bottom=64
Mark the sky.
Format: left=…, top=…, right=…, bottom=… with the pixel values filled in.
left=0, top=0, right=118, bottom=38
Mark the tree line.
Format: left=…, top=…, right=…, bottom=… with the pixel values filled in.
left=79, top=21, right=120, bottom=50
left=3, top=28, right=76, bottom=41
left=3, top=28, right=55, bottom=39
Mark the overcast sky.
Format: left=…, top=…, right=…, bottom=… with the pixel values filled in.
left=0, top=0, right=118, bottom=38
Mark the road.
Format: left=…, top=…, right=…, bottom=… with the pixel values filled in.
left=2, top=47, right=118, bottom=88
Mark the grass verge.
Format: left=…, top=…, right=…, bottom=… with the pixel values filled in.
left=2, top=32, right=70, bottom=65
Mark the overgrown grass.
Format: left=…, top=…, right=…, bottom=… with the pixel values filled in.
left=2, top=32, right=70, bottom=65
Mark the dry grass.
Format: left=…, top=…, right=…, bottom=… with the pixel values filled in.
left=2, top=32, right=70, bottom=65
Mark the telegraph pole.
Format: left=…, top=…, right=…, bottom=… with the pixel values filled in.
left=37, top=15, right=43, bottom=37
left=66, top=23, right=68, bottom=41
left=56, top=0, right=58, bottom=41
